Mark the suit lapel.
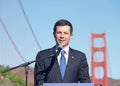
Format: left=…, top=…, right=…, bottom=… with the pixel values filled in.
left=51, top=46, right=63, bottom=80
left=54, top=57, right=62, bottom=79
left=45, top=47, right=61, bottom=80
left=64, top=48, right=74, bottom=80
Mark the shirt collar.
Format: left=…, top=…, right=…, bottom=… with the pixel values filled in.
left=62, top=46, right=69, bottom=55
left=55, top=45, right=69, bottom=55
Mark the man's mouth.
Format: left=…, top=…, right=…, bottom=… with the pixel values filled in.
left=59, top=40, right=65, bottom=43
left=59, top=39, right=65, bottom=41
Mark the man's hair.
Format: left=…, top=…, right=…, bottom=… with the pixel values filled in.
left=53, top=19, right=73, bottom=35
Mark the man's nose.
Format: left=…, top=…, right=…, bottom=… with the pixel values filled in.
left=60, top=33, right=65, bottom=37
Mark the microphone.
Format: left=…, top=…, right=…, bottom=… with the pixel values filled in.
left=55, top=45, right=63, bottom=57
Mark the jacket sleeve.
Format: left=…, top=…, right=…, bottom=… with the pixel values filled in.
left=79, top=53, right=91, bottom=83
left=34, top=52, right=45, bottom=86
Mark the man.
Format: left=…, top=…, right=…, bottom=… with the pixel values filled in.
left=34, top=19, right=91, bottom=86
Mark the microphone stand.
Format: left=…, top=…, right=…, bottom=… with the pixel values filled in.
left=1, top=60, right=36, bottom=86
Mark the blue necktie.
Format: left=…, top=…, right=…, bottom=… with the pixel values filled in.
left=60, top=50, right=66, bottom=79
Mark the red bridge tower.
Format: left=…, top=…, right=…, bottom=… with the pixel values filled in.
left=91, top=33, right=108, bottom=86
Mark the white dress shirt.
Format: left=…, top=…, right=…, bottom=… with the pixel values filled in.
left=57, top=46, right=69, bottom=65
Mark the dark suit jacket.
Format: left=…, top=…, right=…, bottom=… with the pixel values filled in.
left=34, top=47, right=91, bottom=86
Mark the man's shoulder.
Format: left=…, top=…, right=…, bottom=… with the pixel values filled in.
left=38, top=47, right=54, bottom=55
left=36, top=47, right=55, bottom=59
left=69, top=48, right=87, bottom=61
left=70, top=48, right=85, bottom=55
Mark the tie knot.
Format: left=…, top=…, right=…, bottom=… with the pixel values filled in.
left=61, top=50, right=65, bottom=55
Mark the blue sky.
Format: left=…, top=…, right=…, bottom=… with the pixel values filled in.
left=0, top=0, right=120, bottom=79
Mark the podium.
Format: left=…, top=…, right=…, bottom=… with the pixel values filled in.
left=43, top=83, right=94, bottom=86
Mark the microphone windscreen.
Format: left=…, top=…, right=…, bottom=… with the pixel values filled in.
left=58, top=45, right=63, bottom=49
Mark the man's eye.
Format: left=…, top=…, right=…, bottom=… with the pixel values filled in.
left=64, top=32, right=69, bottom=34
left=56, top=32, right=61, bottom=34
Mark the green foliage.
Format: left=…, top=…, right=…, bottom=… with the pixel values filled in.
left=0, top=67, right=31, bottom=86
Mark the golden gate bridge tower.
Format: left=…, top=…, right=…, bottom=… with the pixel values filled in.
left=91, top=33, right=108, bottom=86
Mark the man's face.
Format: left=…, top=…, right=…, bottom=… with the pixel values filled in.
left=54, top=25, right=72, bottom=48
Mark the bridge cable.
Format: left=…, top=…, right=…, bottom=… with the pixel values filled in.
left=18, top=0, right=42, bottom=50
left=0, top=17, right=26, bottom=62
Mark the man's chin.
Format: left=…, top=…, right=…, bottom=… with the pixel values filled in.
left=58, top=43, right=64, bottom=46
left=59, top=44, right=67, bottom=48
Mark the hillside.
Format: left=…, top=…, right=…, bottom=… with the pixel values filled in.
left=11, top=67, right=34, bottom=86
left=0, top=78, right=22, bottom=86
left=0, top=67, right=28, bottom=86
left=1, top=66, right=120, bottom=86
